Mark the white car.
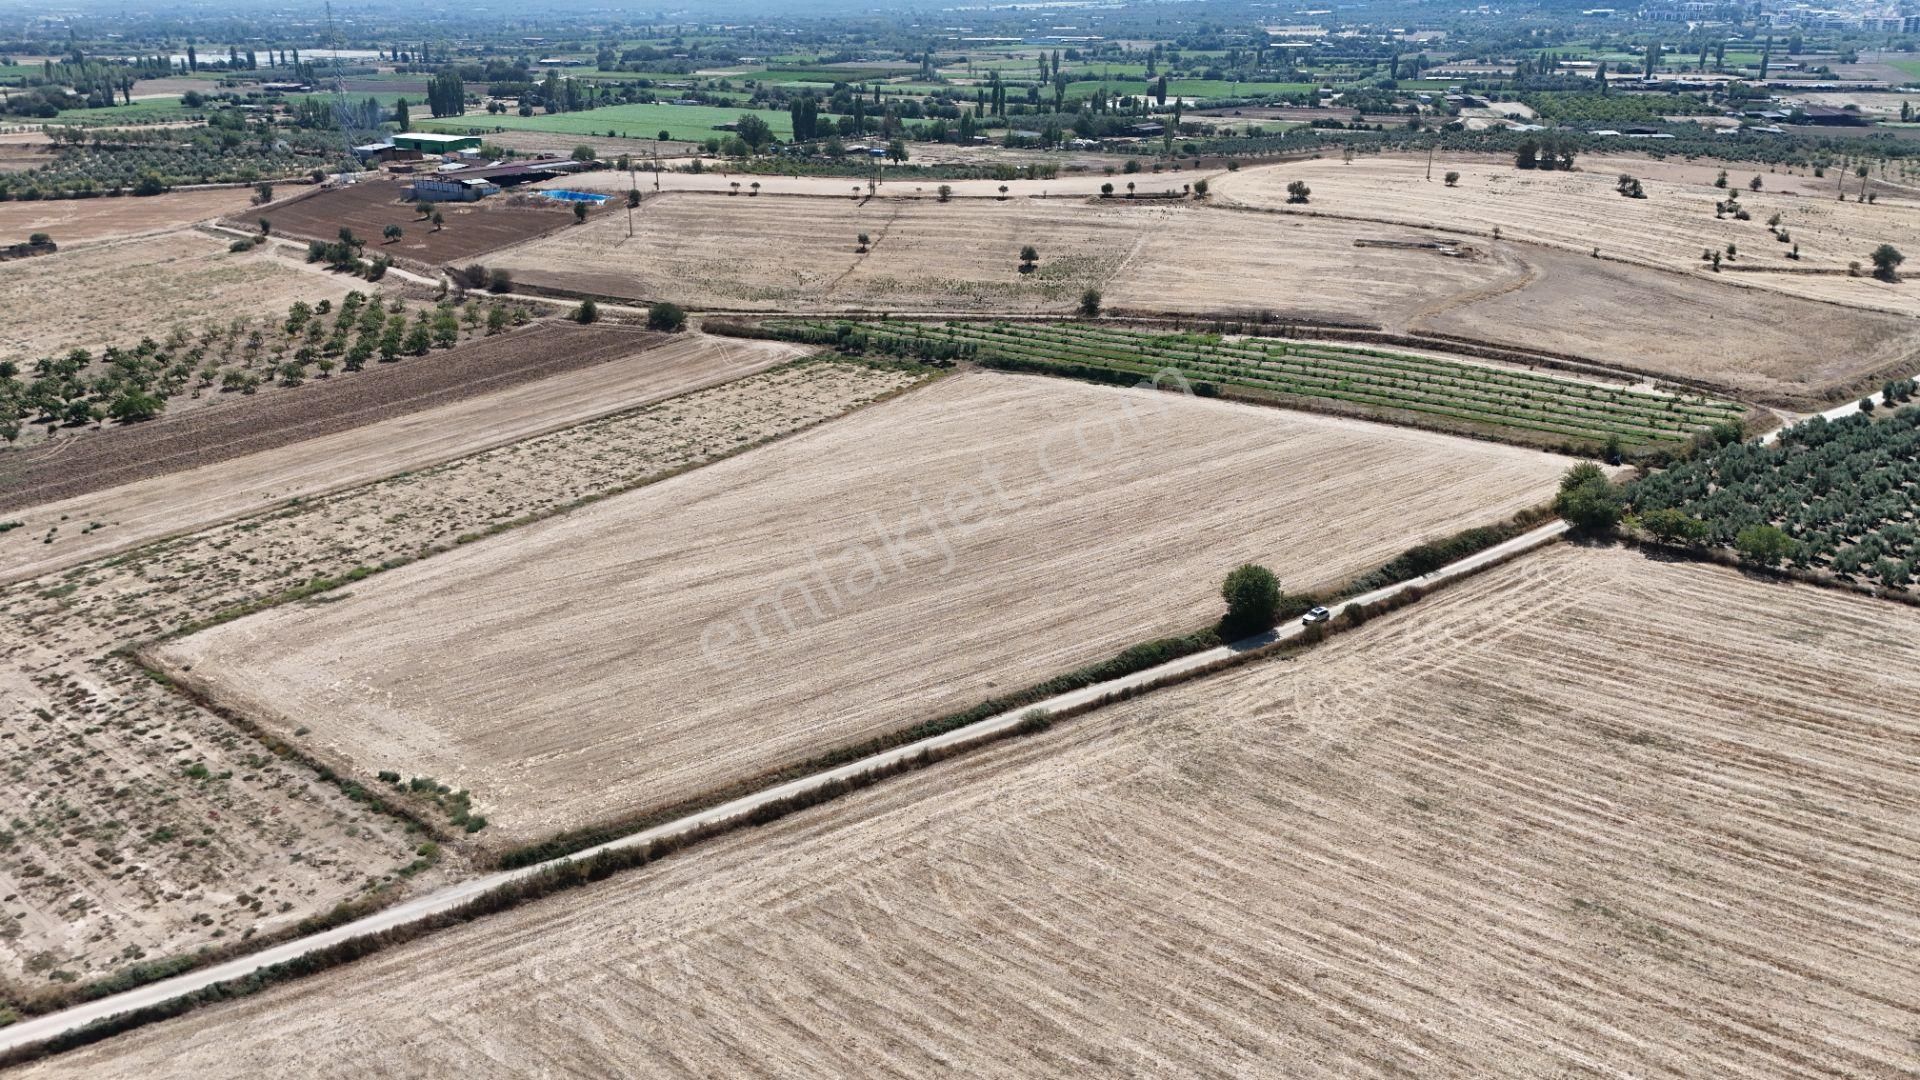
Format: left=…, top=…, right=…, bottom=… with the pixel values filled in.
left=1301, top=606, right=1332, bottom=625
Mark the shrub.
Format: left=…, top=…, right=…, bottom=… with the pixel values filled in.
left=1078, top=289, right=1102, bottom=318
left=1220, top=563, right=1281, bottom=636
left=574, top=299, right=599, bottom=324
left=647, top=301, right=686, bottom=332
left=1014, top=708, right=1053, bottom=735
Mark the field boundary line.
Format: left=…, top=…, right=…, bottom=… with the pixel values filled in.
left=0, top=518, right=1569, bottom=1063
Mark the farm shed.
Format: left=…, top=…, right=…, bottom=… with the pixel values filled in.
left=410, top=176, right=500, bottom=202
left=393, top=132, right=484, bottom=155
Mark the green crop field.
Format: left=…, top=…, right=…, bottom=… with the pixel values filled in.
left=416, top=101, right=816, bottom=142
left=51, top=98, right=205, bottom=125
left=1063, top=78, right=1314, bottom=101
left=773, top=320, right=1744, bottom=448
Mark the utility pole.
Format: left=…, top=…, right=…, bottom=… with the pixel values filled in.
left=1426, top=141, right=1436, bottom=181
left=627, top=164, right=635, bottom=238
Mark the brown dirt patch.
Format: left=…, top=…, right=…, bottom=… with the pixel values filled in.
left=249, top=179, right=585, bottom=267
left=0, top=188, right=262, bottom=245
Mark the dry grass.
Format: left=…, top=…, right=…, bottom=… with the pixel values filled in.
left=0, top=230, right=358, bottom=359
left=156, top=371, right=1568, bottom=848
left=491, top=192, right=1143, bottom=310
left=0, top=358, right=919, bottom=992
left=490, top=190, right=1520, bottom=325
left=32, top=544, right=1920, bottom=1078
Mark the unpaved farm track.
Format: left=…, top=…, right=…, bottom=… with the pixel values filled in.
left=27, top=544, right=1920, bottom=1078
left=0, top=323, right=661, bottom=513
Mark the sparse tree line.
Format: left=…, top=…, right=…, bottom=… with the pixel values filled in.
left=0, top=291, right=534, bottom=442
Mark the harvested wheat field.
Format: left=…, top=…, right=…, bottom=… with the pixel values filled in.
left=491, top=192, right=1146, bottom=310
left=1215, top=152, right=1920, bottom=314
left=0, top=188, right=258, bottom=246
left=1099, top=202, right=1519, bottom=324
left=0, top=230, right=359, bottom=359
left=493, top=191, right=1521, bottom=322
left=1421, top=243, right=1920, bottom=406
left=0, top=358, right=916, bottom=994
left=40, top=544, right=1920, bottom=1078
left=156, top=372, right=1567, bottom=846
left=0, top=331, right=806, bottom=584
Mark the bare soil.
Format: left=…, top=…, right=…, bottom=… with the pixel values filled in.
left=249, top=180, right=586, bottom=267
left=0, top=358, right=914, bottom=995
left=156, top=371, right=1568, bottom=848
left=35, top=544, right=1920, bottom=1078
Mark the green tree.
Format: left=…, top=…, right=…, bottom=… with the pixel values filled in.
left=1078, top=289, right=1102, bottom=318
left=1733, top=524, right=1797, bottom=566
left=733, top=113, right=773, bottom=152
left=1220, top=563, right=1282, bottom=637
left=108, top=389, right=163, bottom=423
left=1286, top=180, right=1310, bottom=203
left=383, top=224, right=403, bottom=243
left=647, top=301, right=687, bottom=331
left=1638, top=507, right=1706, bottom=544
left=1554, top=462, right=1623, bottom=532
left=574, top=298, right=599, bottom=324
left=1871, top=243, right=1904, bottom=282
